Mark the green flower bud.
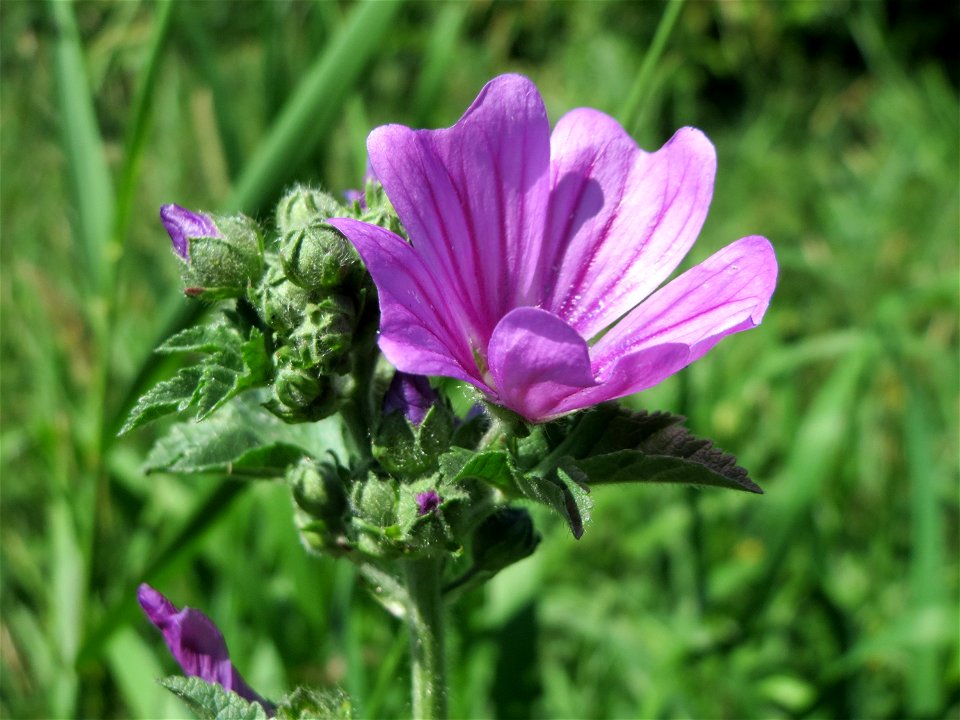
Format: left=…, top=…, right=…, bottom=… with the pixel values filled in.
left=470, top=508, right=540, bottom=575
left=287, top=458, right=348, bottom=523
left=267, top=359, right=338, bottom=422
left=276, top=186, right=360, bottom=291
left=279, top=223, right=360, bottom=291
left=276, top=185, right=343, bottom=236
left=258, top=260, right=309, bottom=335
left=373, top=402, right=454, bottom=479
left=184, top=213, right=264, bottom=299
left=292, top=295, right=356, bottom=375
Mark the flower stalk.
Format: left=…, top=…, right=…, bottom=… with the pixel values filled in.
left=404, top=557, right=447, bottom=720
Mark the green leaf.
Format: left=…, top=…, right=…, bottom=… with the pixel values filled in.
left=275, top=686, right=352, bottom=720
left=48, top=0, right=115, bottom=293
left=120, top=366, right=203, bottom=435
left=156, top=324, right=238, bottom=355
left=534, top=404, right=760, bottom=494
left=516, top=462, right=593, bottom=540
left=122, top=324, right=271, bottom=433
left=575, top=448, right=761, bottom=494
left=158, top=676, right=268, bottom=720
left=448, top=450, right=518, bottom=492
left=145, top=397, right=312, bottom=478
left=550, top=404, right=683, bottom=460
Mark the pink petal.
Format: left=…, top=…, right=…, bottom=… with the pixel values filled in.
left=328, top=218, right=489, bottom=391
left=487, top=307, right=596, bottom=422
left=553, top=343, right=691, bottom=415
left=588, top=235, right=778, bottom=394
left=542, top=119, right=716, bottom=340
left=366, top=74, right=551, bottom=347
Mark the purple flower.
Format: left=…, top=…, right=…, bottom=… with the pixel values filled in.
left=383, top=372, right=436, bottom=425
left=416, top=489, right=442, bottom=516
left=137, top=583, right=274, bottom=715
left=329, top=75, right=778, bottom=423
left=160, top=204, right=220, bottom=260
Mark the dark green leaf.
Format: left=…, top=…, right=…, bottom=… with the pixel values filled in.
left=516, top=462, right=592, bottom=539
left=158, top=676, right=268, bottom=720
left=552, top=404, right=684, bottom=460
left=536, top=404, right=760, bottom=494
left=575, top=447, right=761, bottom=494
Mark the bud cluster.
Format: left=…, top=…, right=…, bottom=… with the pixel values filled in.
left=259, top=185, right=369, bottom=422
left=159, top=185, right=544, bottom=602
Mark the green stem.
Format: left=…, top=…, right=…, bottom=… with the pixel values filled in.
left=404, top=557, right=447, bottom=720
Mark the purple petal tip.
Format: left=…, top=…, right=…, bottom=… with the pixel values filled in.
left=383, top=372, right=436, bottom=426
left=160, top=204, right=219, bottom=260
left=137, top=583, right=274, bottom=715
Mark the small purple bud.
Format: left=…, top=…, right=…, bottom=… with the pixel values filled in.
left=343, top=162, right=378, bottom=210
left=383, top=372, right=436, bottom=426
left=343, top=188, right=365, bottom=207
left=416, top=490, right=442, bottom=516
left=160, top=204, right=220, bottom=260
left=137, top=583, right=274, bottom=715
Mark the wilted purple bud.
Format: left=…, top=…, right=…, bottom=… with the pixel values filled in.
left=416, top=489, right=441, bottom=516
left=383, top=372, right=436, bottom=426
left=160, top=204, right=220, bottom=260
left=137, top=583, right=274, bottom=715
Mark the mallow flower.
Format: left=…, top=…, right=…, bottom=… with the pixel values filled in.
left=329, top=74, right=777, bottom=422
left=137, top=583, right=274, bottom=716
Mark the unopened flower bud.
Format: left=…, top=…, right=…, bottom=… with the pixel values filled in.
left=279, top=223, right=359, bottom=291
left=471, top=508, right=540, bottom=575
left=276, top=185, right=343, bottom=236
left=287, top=458, right=348, bottom=523
left=160, top=204, right=217, bottom=260
left=160, top=205, right=264, bottom=299
left=373, top=386, right=454, bottom=479
left=258, top=261, right=309, bottom=335
left=293, top=295, right=355, bottom=375
left=415, top=489, right=442, bottom=517
left=383, top=372, right=436, bottom=426
left=268, top=360, right=337, bottom=422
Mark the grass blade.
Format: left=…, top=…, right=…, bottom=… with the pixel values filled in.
left=618, top=0, right=686, bottom=134
left=903, top=377, right=948, bottom=715
left=47, top=0, right=115, bottom=293
left=226, top=0, right=404, bottom=213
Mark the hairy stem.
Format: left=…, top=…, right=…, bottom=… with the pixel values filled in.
left=404, top=557, right=447, bottom=719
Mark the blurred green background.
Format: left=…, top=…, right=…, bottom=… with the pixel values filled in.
left=2, top=1, right=957, bottom=718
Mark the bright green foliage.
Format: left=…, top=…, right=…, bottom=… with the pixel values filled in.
left=121, top=324, right=271, bottom=434
left=158, top=676, right=268, bottom=720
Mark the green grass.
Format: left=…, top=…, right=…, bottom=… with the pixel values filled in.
left=2, top=1, right=957, bottom=718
